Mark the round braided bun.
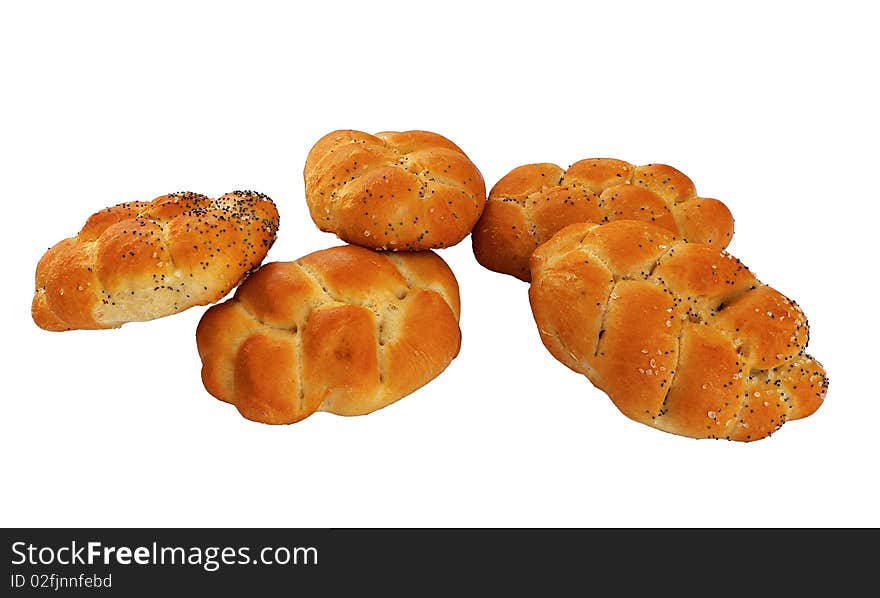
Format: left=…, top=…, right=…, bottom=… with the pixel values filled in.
left=473, top=159, right=734, bottom=281
left=304, top=129, right=486, bottom=251
left=32, top=191, right=279, bottom=331
left=196, top=244, right=461, bottom=424
left=529, top=220, right=827, bottom=442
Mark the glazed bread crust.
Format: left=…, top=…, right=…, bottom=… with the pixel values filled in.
left=473, top=159, right=734, bottom=281
left=32, top=191, right=279, bottom=331
left=529, top=220, right=827, bottom=441
left=304, top=129, right=486, bottom=250
left=196, top=245, right=462, bottom=424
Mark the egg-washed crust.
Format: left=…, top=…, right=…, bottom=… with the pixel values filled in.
left=304, top=129, right=486, bottom=251
left=32, top=191, right=279, bottom=331
left=196, top=245, right=462, bottom=424
left=473, top=159, right=734, bottom=281
left=529, top=220, right=827, bottom=442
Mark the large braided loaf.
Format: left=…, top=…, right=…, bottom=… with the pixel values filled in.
left=196, top=245, right=461, bottom=424
left=529, top=220, right=827, bottom=441
left=473, top=159, right=734, bottom=281
left=32, top=191, right=279, bottom=331
left=304, top=129, right=486, bottom=251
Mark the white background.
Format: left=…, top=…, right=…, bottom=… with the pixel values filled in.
left=2, top=1, right=877, bottom=528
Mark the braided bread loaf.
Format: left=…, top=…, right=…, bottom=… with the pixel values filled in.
left=304, top=129, right=486, bottom=251
left=32, top=191, right=279, bottom=331
left=473, top=159, right=734, bottom=281
left=196, top=244, right=461, bottom=424
left=529, top=220, right=827, bottom=441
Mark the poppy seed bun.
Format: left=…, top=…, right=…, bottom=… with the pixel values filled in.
left=473, top=159, right=734, bottom=281
left=304, top=129, right=486, bottom=250
left=32, top=191, right=279, bottom=331
left=528, top=220, right=826, bottom=441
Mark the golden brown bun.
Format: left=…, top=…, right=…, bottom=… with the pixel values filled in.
left=32, top=191, right=279, bottom=331
left=529, top=220, right=827, bottom=442
left=473, top=159, right=734, bottom=281
left=196, top=244, right=462, bottom=424
left=304, top=129, right=486, bottom=250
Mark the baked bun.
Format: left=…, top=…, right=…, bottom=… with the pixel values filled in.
left=473, top=159, right=734, bottom=281
left=196, top=244, right=461, bottom=424
left=529, top=220, right=827, bottom=441
left=33, top=191, right=279, bottom=331
left=304, top=129, right=486, bottom=250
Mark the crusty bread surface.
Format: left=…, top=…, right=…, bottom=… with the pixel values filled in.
left=304, top=129, right=486, bottom=251
left=529, top=220, right=827, bottom=441
left=473, top=159, right=734, bottom=281
left=196, top=244, right=462, bottom=424
left=32, top=191, right=279, bottom=331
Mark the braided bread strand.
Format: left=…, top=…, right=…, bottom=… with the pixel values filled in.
left=529, top=220, right=827, bottom=441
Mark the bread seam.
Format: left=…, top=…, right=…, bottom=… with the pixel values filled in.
left=655, top=326, right=686, bottom=421
left=593, top=280, right=618, bottom=359
left=294, top=260, right=387, bottom=403
left=385, top=254, right=462, bottom=323
left=729, top=376, right=760, bottom=439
